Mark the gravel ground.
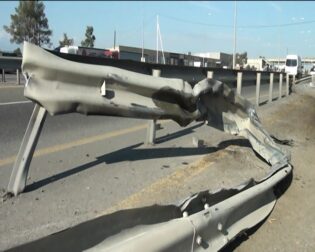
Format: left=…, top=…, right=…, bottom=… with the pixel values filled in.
left=231, top=84, right=315, bottom=252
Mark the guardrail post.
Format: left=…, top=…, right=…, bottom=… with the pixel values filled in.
left=7, top=104, right=47, bottom=196
left=236, top=72, right=242, bottom=95
left=312, top=74, right=315, bottom=87
left=286, top=74, right=289, bottom=96
left=16, top=69, right=20, bottom=85
left=146, top=69, right=161, bottom=145
left=255, top=72, right=261, bottom=107
left=268, top=73, right=274, bottom=103
left=278, top=73, right=283, bottom=100
left=1, top=68, right=5, bottom=82
left=207, top=71, right=213, bottom=79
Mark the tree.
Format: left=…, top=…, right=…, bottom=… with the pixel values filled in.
left=59, top=33, right=74, bottom=47
left=13, top=47, right=22, bottom=56
left=3, top=1, right=52, bottom=47
left=81, top=26, right=95, bottom=48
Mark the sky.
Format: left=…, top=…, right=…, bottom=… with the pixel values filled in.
left=1, top=1, right=315, bottom=58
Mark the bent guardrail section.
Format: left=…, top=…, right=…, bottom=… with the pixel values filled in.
left=7, top=42, right=292, bottom=251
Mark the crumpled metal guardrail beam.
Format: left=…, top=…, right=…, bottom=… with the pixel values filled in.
left=22, top=42, right=288, bottom=167
left=14, top=42, right=292, bottom=251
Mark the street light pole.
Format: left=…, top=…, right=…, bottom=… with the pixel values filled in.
left=156, top=15, right=159, bottom=64
left=232, top=1, right=237, bottom=69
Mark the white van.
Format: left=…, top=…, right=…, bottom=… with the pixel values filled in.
left=285, top=55, right=303, bottom=78
left=60, top=46, right=79, bottom=55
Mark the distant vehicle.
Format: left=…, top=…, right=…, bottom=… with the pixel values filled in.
left=285, top=55, right=303, bottom=78
left=57, top=45, right=118, bottom=59
left=59, top=45, right=78, bottom=55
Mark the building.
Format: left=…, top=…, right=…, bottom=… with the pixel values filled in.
left=246, top=58, right=267, bottom=71
left=55, top=45, right=118, bottom=59
left=109, top=45, right=218, bottom=67
left=192, top=52, right=233, bottom=68
left=56, top=43, right=233, bottom=69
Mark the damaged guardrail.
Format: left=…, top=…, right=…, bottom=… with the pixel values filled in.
left=7, top=42, right=292, bottom=251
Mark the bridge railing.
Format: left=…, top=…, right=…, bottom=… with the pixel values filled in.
left=0, top=53, right=292, bottom=91
left=0, top=56, right=22, bottom=84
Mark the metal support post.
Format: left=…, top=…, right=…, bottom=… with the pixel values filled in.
left=146, top=120, right=156, bottom=145
left=311, top=74, right=315, bottom=87
left=16, top=69, right=20, bottom=85
left=236, top=72, right=242, bottom=95
left=286, top=74, right=289, bottom=96
left=207, top=71, right=213, bottom=79
left=7, top=104, right=47, bottom=196
left=1, top=68, right=5, bottom=82
left=278, top=73, right=283, bottom=100
left=255, top=72, right=261, bottom=107
left=268, top=73, right=274, bottom=103
left=146, top=69, right=161, bottom=145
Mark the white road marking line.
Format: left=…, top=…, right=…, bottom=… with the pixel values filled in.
left=0, top=85, right=24, bottom=89
left=0, top=101, right=32, bottom=106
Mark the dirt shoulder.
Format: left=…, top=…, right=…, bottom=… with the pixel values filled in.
left=233, top=85, right=315, bottom=252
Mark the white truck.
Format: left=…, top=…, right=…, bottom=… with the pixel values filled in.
left=285, top=55, right=303, bottom=78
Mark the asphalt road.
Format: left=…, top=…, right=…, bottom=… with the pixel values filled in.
left=0, top=78, right=288, bottom=250
left=0, top=81, right=285, bottom=161
left=0, top=73, right=25, bottom=87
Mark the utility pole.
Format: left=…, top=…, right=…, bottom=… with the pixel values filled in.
left=113, top=29, right=116, bottom=49
left=156, top=15, right=159, bottom=64
left=155, top=15, right=165, bottom=64
left=157, top=17, right=166, bottom=64
left=232, top=1, right=237, bottom=69
left=141, top=16, right=144, bottom=61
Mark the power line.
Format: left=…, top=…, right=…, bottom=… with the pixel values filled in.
left=160, top=14, right=231, bottom=28
left=240, top=19, right=315, bottom=28
left=117, top=16, right=155, bottom=40
left=160, top=14, right=315, bottom=29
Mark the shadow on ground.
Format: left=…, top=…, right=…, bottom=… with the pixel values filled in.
left=6, top=205, right=182, bottom=252
left=25, top=124, right=250, bottom=193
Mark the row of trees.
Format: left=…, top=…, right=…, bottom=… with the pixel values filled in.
left=59, top=26, right=95, bottom=47
left=3, top=1, right=96, bottom=48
